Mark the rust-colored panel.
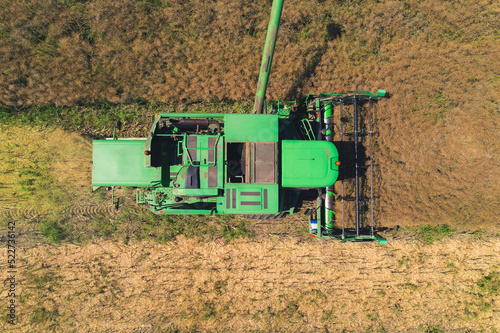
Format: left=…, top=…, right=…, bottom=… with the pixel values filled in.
left=252, top=142, right=277, bottom=184
left=208, top=166, right=217, bottom=188
left=241, top=201, right=260, bottom=206
left=254, top=142, right=276, bottom=163
left=232, top=188, right=237, bottom=209
left=187, top=136, right=197, bottom=162
left=240, top=192, right=260, bottom=196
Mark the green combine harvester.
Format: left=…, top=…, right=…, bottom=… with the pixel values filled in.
left=92, top=0, right=387, bottom=243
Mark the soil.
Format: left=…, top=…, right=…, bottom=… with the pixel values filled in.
left=3, top=237, right=499, bottom=332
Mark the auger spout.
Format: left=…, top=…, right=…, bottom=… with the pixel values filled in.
left=252, top=0, right=284, bottom=114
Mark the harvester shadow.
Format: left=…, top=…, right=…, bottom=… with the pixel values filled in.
left=284, top=22, right=344, bottom=101
left=335, top=141, right=369, bottom=181
left=285, top=44, right=327, bottom=101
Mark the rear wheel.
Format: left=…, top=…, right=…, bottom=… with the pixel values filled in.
left=242, top=212, right=286, bottom=220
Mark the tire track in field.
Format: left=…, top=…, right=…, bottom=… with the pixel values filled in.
left=0, top=203, right=118, bottom=220
left=62, top=203, right=119, bottom=219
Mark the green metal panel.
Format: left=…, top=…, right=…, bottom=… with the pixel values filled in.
left=218, top=184, right=279, bottom=214
left=225, top=114, right=278, bottom=142
left=136, top=187, right=217, bottom=211
left=349, top=89, right=387, bottom=100
left=172, top=188, right=218, bottom=196
left=281, top=140, right=339, bottom=188
left=158, top=112, right=225, bottom=119
left=153, top=209, right=214, bottom=215
left=92, top=139, right=160, bottom=186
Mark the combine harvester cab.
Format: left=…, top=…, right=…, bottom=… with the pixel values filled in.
left=92, top=0, right=387, bottom=243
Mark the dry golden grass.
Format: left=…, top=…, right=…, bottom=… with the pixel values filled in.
left=1, top=0, right=497, bottom=105
left=0, top=1, right=499, bottom=330
left=1, top=237, right=498, bottom=332
left=1, top=0, right=498, bottom=228
left=0, top=124, right=91, bottom=218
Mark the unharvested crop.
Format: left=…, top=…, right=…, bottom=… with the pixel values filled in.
left=1, top=0, right=498, bottom=230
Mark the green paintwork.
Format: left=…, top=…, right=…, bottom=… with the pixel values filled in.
left=281, top=140, right=339, bottom=187
left=92, top=139, right=160, bottom=186
left=158, top=112, right=225, bottom=119
left=349, top=89, right=387, bottom=100
left=253, top=0, right=284, bottom=114
left=220, top=184, right=279, bottom=214
left=91, top=0, right=389, bottom=243
left=273, top=100, right=296, bottom=118
left=312, top=232, right=387, bottom=244
left=325, top=104, right=333, bottom=136
left=136, top=186, right=217, bottom=214
left=172, top=188, right=218, bottom=196
left=300, top=118, right=315, bottom=140
left=225, top=114, right=278, bottom=142
left=339, top=235, right=387, bottom=244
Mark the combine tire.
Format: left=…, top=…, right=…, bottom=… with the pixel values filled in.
left=243, top=212, right=286, bottom=220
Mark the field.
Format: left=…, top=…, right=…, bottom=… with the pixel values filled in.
left=0, top=0, right=499, bottom=331
left=1, top=238, right=499, bottom=332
